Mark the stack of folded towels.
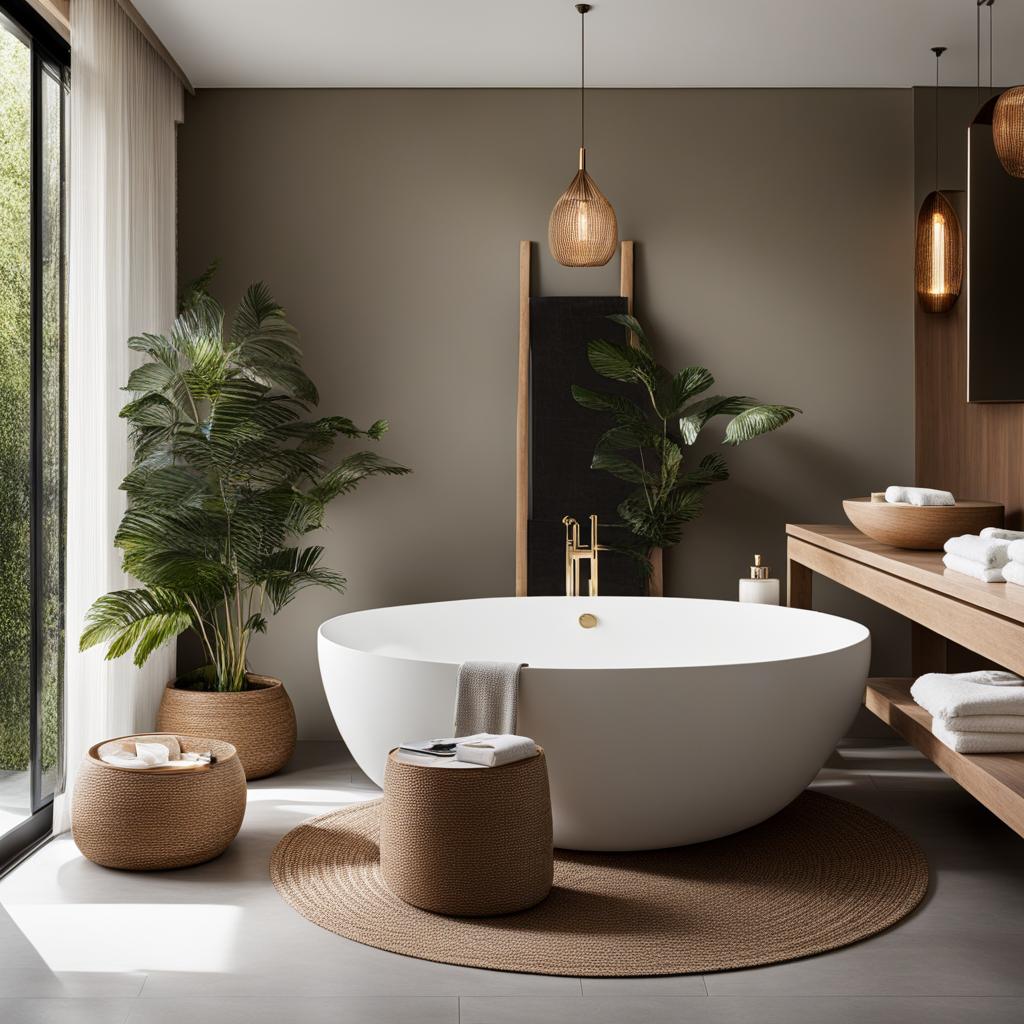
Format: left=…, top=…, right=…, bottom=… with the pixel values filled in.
left=911, top=670, right=1024, bottom=753
left=1002, top=538, right=1024, bottom=588
left=942, top=527, right=1024, bottom=583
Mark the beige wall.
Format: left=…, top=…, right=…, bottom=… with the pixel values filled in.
left=178, top=88, right=915, bottom=738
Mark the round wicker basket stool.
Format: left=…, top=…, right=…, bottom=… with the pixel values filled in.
left=72, top=734, right=247, bottom=871
left=379, top=747, right=553, bottom=916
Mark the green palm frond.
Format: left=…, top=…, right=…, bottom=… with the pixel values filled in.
left=82, top=271, right=410, bottom=690
left=724, top=404, right=801, bottom=445
left=80, top=588, right=195, bottom=667
left=575, top=315, right=799, bottom=578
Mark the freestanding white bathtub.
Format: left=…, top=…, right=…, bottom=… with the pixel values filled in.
left=318, top=596, right=870, bottom=851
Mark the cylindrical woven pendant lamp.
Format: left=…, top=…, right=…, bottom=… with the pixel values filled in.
left=993, top=87, right=1024, bottom=177
left=980, top=0, right=1024, bottom=177
left=548, top=4, right=618, bottom=267
left=915, top=192, right=962, bottom=314
left=915, top=46, right=962, bottom=314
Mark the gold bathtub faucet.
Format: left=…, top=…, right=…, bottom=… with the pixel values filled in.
left=562, top=514, right=608, bottom=597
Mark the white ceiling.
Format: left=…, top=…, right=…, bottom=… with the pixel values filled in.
left=133, top=0, right=1024, bottom=90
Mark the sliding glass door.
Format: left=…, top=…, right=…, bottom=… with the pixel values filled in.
left=0, top=0, right=68, bottom=869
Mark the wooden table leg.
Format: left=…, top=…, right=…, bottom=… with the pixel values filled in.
left=911, top=624, right=948, bottom=676
left=787, top=551, right=813, bottom=609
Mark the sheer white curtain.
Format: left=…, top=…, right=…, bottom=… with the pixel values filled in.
left=54, top=0, right=183, bottom=832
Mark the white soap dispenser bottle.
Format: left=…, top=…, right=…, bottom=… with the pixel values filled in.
left=739, top=554, right=780, bottom=605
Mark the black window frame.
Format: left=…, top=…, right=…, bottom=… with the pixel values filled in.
left=0, top=0, right=69, bottom=874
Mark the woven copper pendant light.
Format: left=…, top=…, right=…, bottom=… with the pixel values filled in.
left=548, top=3, right=618, bottom=267
left=984, top=0, right=1024, bottom=178
left=994, top=87, right=1024, bottom=176
left=915, top=46, right=962, bottom=314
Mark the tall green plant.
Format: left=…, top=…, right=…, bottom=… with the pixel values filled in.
left=80, top=278, right=409, bottom=691
left=572, top=314, right=799, bottom=577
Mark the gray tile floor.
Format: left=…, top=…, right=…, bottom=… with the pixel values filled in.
left=1, top=738, right=1023, bottom=1024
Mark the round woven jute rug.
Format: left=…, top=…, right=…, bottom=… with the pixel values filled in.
left=270, top=791, right=928, bottom=976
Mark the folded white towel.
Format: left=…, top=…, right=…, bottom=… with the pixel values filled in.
left=943, top=534, right=1012, bottom=568
left=454, top=733, right=537, bottom=767
left=1003, top=561, right=1024, bottom=587
left=932, top=718, right=1024, bottom=754
left=1008, top=540, right=1024, bottom=564
left=885, top=485, right=955, bottom=506
left=942, top=552, right=1005, bottom=583
left=943, top=713, right=1024, bottom=733
left=912, top=670, right=1024, bottom=721
left=982, top=527, right=1024, bottom=541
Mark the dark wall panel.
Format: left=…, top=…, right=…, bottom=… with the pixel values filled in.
left=527, top=296, right=644, bottom=596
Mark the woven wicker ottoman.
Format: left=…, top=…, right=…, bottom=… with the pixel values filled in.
left=379, top=747, right=553, bottom=916
left=72, top=734, right=247, bottom=870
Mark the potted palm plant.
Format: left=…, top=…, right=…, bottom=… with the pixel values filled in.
left=80, top=277, right=409, bottom=778
left=573, top=314, right=799, bottom=596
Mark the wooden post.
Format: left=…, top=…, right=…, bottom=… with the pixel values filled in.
left=515, top=241, right=531, bottom=597
left=648, top=547, right=664, bottom=598
left=911, top=624, right=949, bottom=676
left=787, top=550, right=813, bottom=609
left=620, top=240, right=636, bottom=347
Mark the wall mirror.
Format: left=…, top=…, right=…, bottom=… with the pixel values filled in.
left=968, top=96, right=1024, bottom=402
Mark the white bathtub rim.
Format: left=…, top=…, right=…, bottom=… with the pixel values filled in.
left=317, top=595, right=870, bottom=673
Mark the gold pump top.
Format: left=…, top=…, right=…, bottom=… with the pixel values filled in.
left=750, top=554, right=772, bottom=580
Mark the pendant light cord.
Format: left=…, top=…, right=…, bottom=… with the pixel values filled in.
left=932, top=46, right=946, bottom=194
left=935, top=50, right=940, bottom=193
left=580, top=5, right=586, bottom=151
left=989, top=0, right=994, bottom=96
left=977, top=1, right=995, bottom=107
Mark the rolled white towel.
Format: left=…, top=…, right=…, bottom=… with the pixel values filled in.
left=454, top=733, right=538, bottom=767
left=942, top=552, right=1005, bottom=583
left=943, top=534, right=1012, bottom=568
left=912, top=670, right=1024, bottom=721
left=1004, top=561, right=1024, bottom=587
left=982, top=527, right=1024, bottom=541
left=885, top=485, right=955, bottom=506
left=943, top=713, right=1024, bottom=733
left=932, top=718, right=1024, bottom=754
left=1008, top=539, right=1024, bottom=564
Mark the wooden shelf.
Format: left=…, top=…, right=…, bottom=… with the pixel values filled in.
left=787, top=524, right=1024, bottom=676
left=866, top=677, right=1024, bottom=838
left=788, top=523, right=1024, bottom=625
left=789, top=524, right=1024, bottom=839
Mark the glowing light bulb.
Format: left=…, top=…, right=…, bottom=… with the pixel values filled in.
left=929, top=211, right=946, bottom=295
left=576, top=200, right=590, bottom=242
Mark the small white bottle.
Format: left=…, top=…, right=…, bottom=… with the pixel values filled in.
left=739, top=554, right=780, bottom=605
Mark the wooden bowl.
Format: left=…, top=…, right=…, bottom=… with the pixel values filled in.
left=842, top=497, right=1004, bottom=550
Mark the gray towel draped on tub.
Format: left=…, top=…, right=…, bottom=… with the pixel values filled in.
left=453, top=661, right=525, bottom=736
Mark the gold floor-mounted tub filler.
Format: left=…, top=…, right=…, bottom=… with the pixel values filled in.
left=562, top=514, right=607, bottom=597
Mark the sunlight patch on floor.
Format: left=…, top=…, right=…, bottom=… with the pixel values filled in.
left=4, top=903, right=244, bottom=972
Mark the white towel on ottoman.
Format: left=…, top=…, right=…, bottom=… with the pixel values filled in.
left=455, top=734, right=538, bottom=767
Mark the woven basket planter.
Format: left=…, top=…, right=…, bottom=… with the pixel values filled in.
left=155, top=674, right=296, bottom=780
left=380, top=748, right=553, bottom=916
left=72, top=734, right=246, bottom=871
